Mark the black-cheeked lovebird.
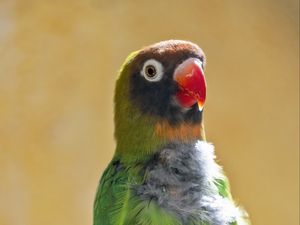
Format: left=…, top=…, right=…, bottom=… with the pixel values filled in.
left=94, top=40, right=249, bottom=225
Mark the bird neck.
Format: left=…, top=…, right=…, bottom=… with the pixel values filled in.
left=114, top=105, right=206, bottom=163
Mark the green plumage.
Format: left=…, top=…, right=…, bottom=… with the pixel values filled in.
left=94, top=41, right=249, bottom=225
left=94, top=159, right=246, bottom=225
left=94, top=160, right=182, bottom=225
left=114, top=51, right=165, bottom=161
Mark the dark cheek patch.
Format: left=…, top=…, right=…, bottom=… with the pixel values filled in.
left=129, top=71, right=202, bottom=125
left=130, top=71, right=175, bottom=115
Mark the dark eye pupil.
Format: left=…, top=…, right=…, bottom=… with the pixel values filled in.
left=146, top=65, right=156, bottom=77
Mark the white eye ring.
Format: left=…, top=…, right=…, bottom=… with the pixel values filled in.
left=141, top=59, right=164, bottom=82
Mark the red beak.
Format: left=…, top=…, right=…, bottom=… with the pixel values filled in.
left=174, top=58, right=207, bottom=111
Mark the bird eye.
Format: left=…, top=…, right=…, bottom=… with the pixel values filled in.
left=141, top=59, right=164, bottom=82
left=145, top=65, right=156, bottom=77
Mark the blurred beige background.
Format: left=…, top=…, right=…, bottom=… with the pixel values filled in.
left=0, top=0, right=298, bottom=225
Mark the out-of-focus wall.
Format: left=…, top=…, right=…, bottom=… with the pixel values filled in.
left=0, top=0, right=298, bottom=225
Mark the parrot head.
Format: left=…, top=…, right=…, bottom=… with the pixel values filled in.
left=114, top=40, right=207, bottom=159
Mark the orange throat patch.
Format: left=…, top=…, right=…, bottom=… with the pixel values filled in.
left=155, top=121, right=206, bottom=142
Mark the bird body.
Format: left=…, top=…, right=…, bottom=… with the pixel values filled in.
left=94, top=40, right=249, bottom=225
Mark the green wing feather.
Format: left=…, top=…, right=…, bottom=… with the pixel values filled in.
left=94, top=161, right=249, bottom=225
left=94, top=162, right=115, bottom=225
left=94, top=160, right=249, bottom=225
left=214, top=176, right=232, bottom=199
left=93, top=159, right=182, bottom=225
left=214, top=176, right=250, bottom=225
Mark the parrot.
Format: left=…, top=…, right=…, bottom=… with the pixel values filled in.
left=93, top=40, right=249, bottom=225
